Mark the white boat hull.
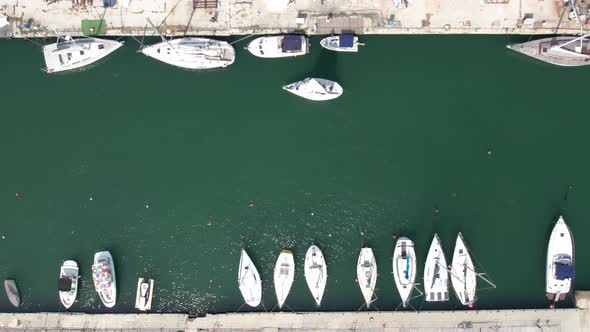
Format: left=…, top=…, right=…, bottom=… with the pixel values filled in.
left=274, top=249, right=295, bottom=308
left=357, top=248, right=377, bottom=308
left=304, top=245, right=327, bottom=307
left=392, top=237, right=416, bottom=307
left=43, top=37, right=123, bottom=74
left=546, top=216, right=574, bottom=302
left=135, top=278, right=154, bottom=311
left=319, top=35, right=359, bottom=52
left=59, top=260, right=79, bottom=309
left=283, top=78, right=343, bottom=101
left=141, top=38, right=235, bottom=69
left=450, top=233, right=476, bottom=306
left=424, top=234, right=449, bottom=302
left=247, top=35, right=309, bottom=58
left=93, top=251, right=116, bottom=308
left=238, top=249, right=262, bottom=307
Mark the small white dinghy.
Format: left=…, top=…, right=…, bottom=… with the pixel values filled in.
left=283, top=78, right=343, bottom=101
left=58, top=260, right=79, bottom=309
left=43, top=36, right=124, bottom=74
left=450, top=233, right=476, bottom=306
left=141, top=38, right=235, bottom=69
left=304, top=245, right=327, bottom=306
left=4, top=280, right=20, bottom=308
left=274, top=249, right=295, bottom=309
left=92, top=251, right=116, bottom=308
left=247, top=35, right=309, bottom=58
left=423, top=234, right=449, bottom=302
left=135, top=278, right=154, bottom=311
left=392, top=237, right=416, bottom=307
left=546, top=216, right=574, bottom=303
left=238, top=249, right=262, bottom=307
left=320, top=34, right=362, bottom=52
left=356, top=247, right=377, bottom=308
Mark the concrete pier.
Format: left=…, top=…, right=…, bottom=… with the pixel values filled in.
left=0, top=0, right=586, bottom=38
left=1, top=291, right=590, bottom=332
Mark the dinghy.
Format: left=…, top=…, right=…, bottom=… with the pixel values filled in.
left=141, top=38, right=235, bottom=69
left=247, top=35, right=309, bottom=58
left=58, top=260, right=79, bottom=309
left=392, top=237, right=416, bottom=307
left=274, top=249, right=295, bottom=309
left=304, top=245, right=327, bottom=306
left=320, top=34, right=362, bottom=52
left=135, top=278, right=154, bottom=311
left=356, top=247, right=377, bottom=308
left=546, top=216, right=574, bottom=302
left=283, top=78, right=343, bottom=101
left=4, top=280, right=20, bottom=307
left=238, top=249, right=262, bottom=307
left=92, top=251, right=116, bottom=308
left=450, top=233, right=476, bottom=306
left=43, top=36, right=124, bottom=74
left=424, top=234, right=449, bottom=302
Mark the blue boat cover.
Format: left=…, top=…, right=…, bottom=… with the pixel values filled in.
left=282, top=35, right=302, bottom=52
left=339, top=34, right=354, bottom=48
left=556, top=259, right=574, bottom=280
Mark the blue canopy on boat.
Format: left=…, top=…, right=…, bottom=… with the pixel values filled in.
left=339, top=34, right=354, bottom=48
left=282, top=35, right=302, bottom=52
left=556, top=260, right=573, bottom=280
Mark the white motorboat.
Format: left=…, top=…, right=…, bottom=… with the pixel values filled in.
left=423, top=234, right=449, bottom=302
left=135, top=278, right=154, bottom=311
left=141, top=37, right=235, bottom=69
left=450, top=233, right=476, bottom=306
left=546, top=216, right=574, bottom=302
left=58, top=260, right=79, bottom=309
left=274, top=249, right=295, bottom=309
left=320, top=34, right=362, bottom=52
left=356, top=247, right=377, bottom=308
left=247, top=35, right=309, bottom=58
left=4, top=280, right=20, bottom=307
left=392, top=237, right=416, bottom=307
left=304, top=245, right=327, bottom=306
left=43, top=36, right=124, bottom=74
left=238, top=249, right=262, bottom=307
left=283, top=78, right=343, bottom=101
left=92, top=251, right=116, bottom=308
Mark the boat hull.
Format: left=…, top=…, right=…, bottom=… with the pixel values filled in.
left=450, top=233, right=476, bottom=306
left=283, top=78, right=343, bottom=101
left=546, top=216, right=574, bottom=302
left=274, top=249, right=295, bottom=308
left=43, top=37, right=124, bottom=74
left=59, top=260, right=79, bottom=309
left=304, top=245, right=327, bottom=307
left=141, top=38, right=235, bottom=69
left=424, top=234, right=449, bottom=302
left=392, top=237, right=416, bottom=307
left=93, top=251, right=116, bottom=308
left=238, top=249, right=262, bottom=307
left=4, top=280, right=20, bottom=308
left=319, top=35, right=359, bottom=52
left=507, top=36, right=590, bottom=67
left=135, top=278, right=154, bottom=311
left=356, top=248, right=377, bottom=308
left=247, top=35, right=309, bottom=58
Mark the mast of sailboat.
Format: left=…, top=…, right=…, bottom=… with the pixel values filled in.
left=464, top=264, right=497, bottom=288
left=146, top=18, right=177, bottom=51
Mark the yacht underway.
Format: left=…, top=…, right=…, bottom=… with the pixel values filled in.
left=43, top=36, right=123, bottom=74
left=507, top=34, right=590, bottom=66
left=304, top=245, right=327, bottom=307
left=320, top=34, right=362, bottom=52
left=392, top=237, right=416, bottom=307
left=238, top=249, right=262, bottom=307
left=247, top=35, right=309, bottom=58
left=58, top=260, right=79, bottom=309
left=546, top=216, right=574, bottom=302
left=92, top=251, right=117, bottom=308
left=274, top=249, right=295, bottom=309
left=141, top=38, right=235, bottom=69
left=283, top=78, right=343, bottom=101
left=135, top=278, right=154, bottom=311
left=4, top=280, right=20, bottom=307
left=423, top=234, right=449, bottom=302
left=357, top=247, right=377, bottom=308
left=450, top=233, right=476, bottom=306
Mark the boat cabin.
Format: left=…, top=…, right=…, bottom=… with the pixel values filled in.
left=282, top=35, right=303, bottom=53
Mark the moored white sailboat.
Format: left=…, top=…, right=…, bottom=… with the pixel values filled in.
left=546, top=216, right=574, bottom=303
left=423, top=234, right=449, bottom=302
left=304, top=245, right=327, bottom=307
left=356, top=247, right=377, bottom=308
left=92, top=251, right=116, bottom=308
left=238, top=249, right=262, bottom=307
left=392, top=237, right=416, bottom=307
left=141, top=37, right=235, bottom=69
left=274, top=249, right=295, bottom=309
left=450, top=233, right=476, bottom=306
left=283, top=78, right=343, bottom=101
left=58, top=260, right=79, bottom=309
left=42, top=36, right=124, bottom=74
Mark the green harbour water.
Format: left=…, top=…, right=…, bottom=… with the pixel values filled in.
left=0, top=35, right=589, bottom=313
